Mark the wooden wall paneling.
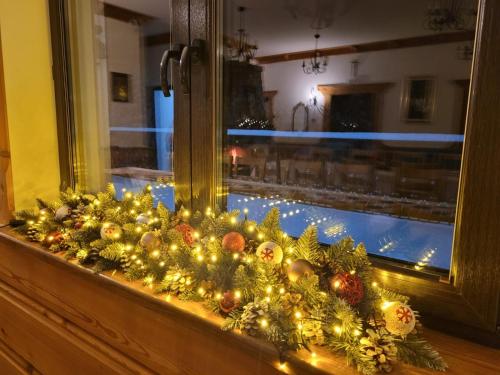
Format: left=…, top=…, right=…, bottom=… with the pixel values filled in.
left=172, top=0, right=193, bottom=209
left=0, top=30, right=14, bottom=223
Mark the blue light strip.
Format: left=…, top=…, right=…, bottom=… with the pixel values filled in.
left=227, top=129, right=464, bottom=142
left=110, top=127, right=173, bottom=133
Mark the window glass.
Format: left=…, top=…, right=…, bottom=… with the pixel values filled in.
left=222, top=0, right=478, bottom=273
left=67, top=0, right=175, bottom=209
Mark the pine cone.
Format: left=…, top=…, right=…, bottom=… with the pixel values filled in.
left=239, top=301, right=268, bottom=336
left=282, top=292, right=307, bottom=315
left=26, top=226, right=41, bottom=242
left=301, top=319, right=325, bottom=345
left=359, top=329, right=398, bottom=373
left=77, top=247, right=100, bottom=264
left=163, top=267, right=194, bottom=295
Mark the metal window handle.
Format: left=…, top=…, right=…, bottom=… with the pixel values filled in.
left=179, top=39, right=205, bottom=94
left=160, top=44, right=184, bottom=97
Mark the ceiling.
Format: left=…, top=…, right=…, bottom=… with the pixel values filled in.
left=224, top=0, right=477, bottom=56
left=103, top=0, right=477, bottom=54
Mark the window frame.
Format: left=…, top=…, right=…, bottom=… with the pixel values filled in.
left=48, top=0, right=500, bottom=343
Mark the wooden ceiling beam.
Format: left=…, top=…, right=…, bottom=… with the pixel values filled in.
left=255, top=31, right=475, bottom=65
left=103, top=3, right=154, bottom=25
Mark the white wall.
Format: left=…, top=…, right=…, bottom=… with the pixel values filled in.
left=106, top=17, right=148, bottom=148
left=261, top=42, right=471, bottom=147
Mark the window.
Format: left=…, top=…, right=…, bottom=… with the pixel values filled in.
left=49, top=0, right=500, bottom=337
left=221, top=0, right=477, bottom=275
left=64, top=0, right=175, bottom=209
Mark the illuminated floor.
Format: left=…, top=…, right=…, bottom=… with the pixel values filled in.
left=112, top=176, right=452, bottom=271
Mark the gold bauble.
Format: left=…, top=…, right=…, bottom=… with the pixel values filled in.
left=287, top=259, right=314, bottom=282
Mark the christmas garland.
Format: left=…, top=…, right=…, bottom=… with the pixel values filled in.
left=10, top=184, right=447, bottom=374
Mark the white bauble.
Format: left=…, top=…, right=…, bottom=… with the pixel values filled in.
left=55, top=205, right=72, bottom=220
left=256, top=241, right=283, bottom=264
left=383, top=302, right=416, bottom=336
left=100, top=223, right=122, bottom=240
left=136, top=213, right=151, bottom=225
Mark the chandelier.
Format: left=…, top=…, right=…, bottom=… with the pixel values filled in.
left=424, top=0, right=477, bottom=32
left=229, top=6, right=258, bottom=62
left=302, top=34, right=327, bottom=75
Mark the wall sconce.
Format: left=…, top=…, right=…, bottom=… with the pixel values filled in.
left=308, top=86, right=324, bottom=114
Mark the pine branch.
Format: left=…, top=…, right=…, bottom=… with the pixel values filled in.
left=395, top=335, right=448, bottom=371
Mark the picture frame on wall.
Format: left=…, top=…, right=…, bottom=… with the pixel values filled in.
left=401, top=76, right=436, bottom=122
left=111, top=72, right=130, bottom=102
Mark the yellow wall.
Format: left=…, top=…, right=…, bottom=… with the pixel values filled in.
left=0, top=0, right=61, bottom=209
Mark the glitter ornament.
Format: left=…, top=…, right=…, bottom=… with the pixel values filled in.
left=256, top=241, right=283, bottom=264
left=222, top=232, right=245, bottom=253
left=383, top=302, right=416, bottom=336
left=329, top=272, right=364, bottom=306
left=100, top=223, right=122, bottom=240
left=175, top=223, right=195, bottom=246
left=287, top=259, right=314, bottom=282
left=140, top=231, right=162, bottom=251
left=55, top=205, right=71, bottom=220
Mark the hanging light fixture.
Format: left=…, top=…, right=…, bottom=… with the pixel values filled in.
left=424, top=0, right=477, bottom=32
left=302, top=34, right=327, bottom=75
left=229, top=6, right=258, bottom=62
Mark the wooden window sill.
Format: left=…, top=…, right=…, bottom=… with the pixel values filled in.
left=0, top=228, right=498, bottom=374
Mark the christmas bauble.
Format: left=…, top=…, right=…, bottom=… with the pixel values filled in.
left=256, top=241, right=283, bottom=264
left=43, top=231, right=64, bottom=246
left=175, top=223, right=195, bottom=246
left=55, top=205, right=71, bottom=220
left=100, top=223, right=122, bottom=240
left=136, top=213, right=151, bottom=225
left=287, top=259, right=314, bottom=282
left=219, top=291, right=239, bottom=313
left=74, top=221, right=84, bottom=230
left=329, top=272, right=364, bottom=306
left=140, top=231, right=162, bottom=251
left=222, top=232, right=245, bottom=253
left=383, top=302, right=416, bottom=336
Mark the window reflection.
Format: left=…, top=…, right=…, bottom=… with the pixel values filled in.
left=223, top=0, right=477, bottom=272
left=68, top=0, right=174, bottom=208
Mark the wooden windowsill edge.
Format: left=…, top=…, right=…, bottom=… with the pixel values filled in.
left=1, top=227, right=499, bottom=375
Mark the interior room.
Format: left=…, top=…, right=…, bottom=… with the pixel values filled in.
left=0, top=0, right=499, bottom=374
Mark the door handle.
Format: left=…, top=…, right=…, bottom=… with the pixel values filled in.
left=160, top=44, right=184, bottom=97
left=179, top=39, right=205, bottom=95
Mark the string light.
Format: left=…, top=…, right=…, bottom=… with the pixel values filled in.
left=353, top=329, right=361, bottom=337
left=230, top=217, right=237, bottom=225
left=233, top=253, right=239, bottom=260
left=234, top=290, right=241, bottom=299
left=334, top=325, right=342, bottom=335
left=266, top=285, right=273, bottom=294
left=371, top=281, right=378, bottom=288
left=150, top=250, right=160, bottom=258
left=279, top=287, right=285, bottom=294
left=260, top=319, right=268, bottom=328
left=211, top=254, right=217, bottom=262
left=294, top=311, right=302, bottom=319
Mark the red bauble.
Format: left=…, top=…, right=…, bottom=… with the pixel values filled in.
left=43, top=231, right=64, bottom=246
left=74, top=221, right=84, bottom=230
left=175, top=223, right=195, bottom=246
left=329, top=272, right=364, bottom=306
left=219, top=291, right=239, bottom=313
left=222, top=232, right=245, bottom=253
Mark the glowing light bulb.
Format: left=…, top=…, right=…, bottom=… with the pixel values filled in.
left=234, top=290, right=241, bottom=299
left=334, top=325, right=342, bottom=335
left=294, top=311, right=302, bottom=319
left=260, top=319, right=268, bottom=328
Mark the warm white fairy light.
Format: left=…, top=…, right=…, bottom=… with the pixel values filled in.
left=266, top=285, right=273, bottom=294
left=334, top=325, right=342, bottom=335
left=233, top=253, right=239, bottom=260
left=260, top=319, right=268, bottom=328
left=353, top=329, right=361, bottom=336
left=170, top=244, right=178, bottom=251
left=279, top=287, right=285, bottom=294
left=294, top=311, right=302, bottom=319
left=211, top=254, right=217, bottom=262
left=150, top=250, right=160, bottom=258
left=230, top=217, right=237, bottom=225
left=234, top=290, right=241, bottom=299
